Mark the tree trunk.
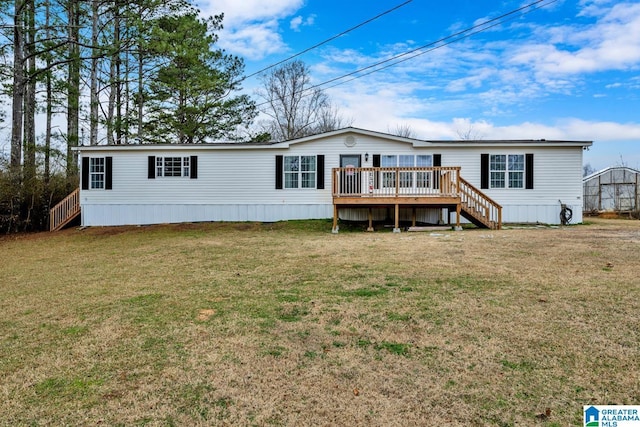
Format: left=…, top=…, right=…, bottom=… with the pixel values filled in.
left=89, top=0, right=99, bottom=145
left=137, top=16, right=144, bottom=142
left=11, top=0, right=25, bottom=170
left=115, top=0, right=122, bottom=145
left=23, top=0, right=36, bottom=186
left=107, top=2, right=119, bottom=145
left=67, top=0, right=80, bottom=177
left=8, top=0, right=26, bottom=232
left=44, top=0, right=52, bottom=182
left=123, top=7, right=129, bottom=146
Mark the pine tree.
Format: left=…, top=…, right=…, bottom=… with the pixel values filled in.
left=144, top=13, right=256, bottom=143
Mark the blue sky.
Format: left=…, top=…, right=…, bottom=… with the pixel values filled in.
left=199, top=0, right=640, bottom=171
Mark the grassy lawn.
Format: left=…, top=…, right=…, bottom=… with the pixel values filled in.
left=1, top=218, right=639, bottom=426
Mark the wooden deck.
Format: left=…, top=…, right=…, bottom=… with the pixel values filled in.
left=331, top=167, right=501, bottom=232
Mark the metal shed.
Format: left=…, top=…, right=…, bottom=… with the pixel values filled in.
left=583, top=167, right=640, bottom=212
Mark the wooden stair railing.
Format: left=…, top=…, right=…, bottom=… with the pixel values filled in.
left=50, top=188, right=80, bottom=231
left=458, top=178, right=502, bottom=229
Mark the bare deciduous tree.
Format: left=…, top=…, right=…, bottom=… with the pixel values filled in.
left=456, top=125, right=483, bottom=141
left=388, top=123, right=416, bottom=139
left=256, top=60, right=350, bottom=141
left=583, top=163, right=596, bottom=177
left=316, top=103, right=352, bottom=134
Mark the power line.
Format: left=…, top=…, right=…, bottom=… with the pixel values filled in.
left=243, top=0, right=413, bottom=81
left=315, top=0, right=559, bottom=92
left=255, top=0, right=559, bottom=108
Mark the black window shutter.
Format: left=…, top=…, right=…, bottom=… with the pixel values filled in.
left=525, top=153, right=534, bottom=189
left=316, top=155, right=324, bottom=189
left=372, top=155, right=380, bottom=189
left=275, top=155, right=283, bottom=189
left=81, top=157, right=89, bottom=190
left=433, top=154, right=441, bottom=167
left=480, top=153, right=489, bottom=189
left=190, top=156, right=198, bottom=179
left=105, top=157, right=113, bottom=190
left=148, top=156, right=156, bottom=179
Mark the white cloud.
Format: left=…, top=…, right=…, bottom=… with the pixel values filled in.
left=202, top=0, right=639, bottom=170
left=331, top=80, right=640, bottom=142
left=322, top=1, right=640, bottom=123
left=511, top=2, right=640, bottom=75
left=218, top=21, right=287, bottom=60
left=290, top=14, right=315, bottom=32
left=578, top=0, right=619, bottom=18
left=290, top=16, right=303, bottom=31
left=199, top=0, right=303, bottom=26
left=197, top=0, right=305, bottom=60
left=452, top=118, right=640, bottom=143
left=446, top=68, right=495, bottom=92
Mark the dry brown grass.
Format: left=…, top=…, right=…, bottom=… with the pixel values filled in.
left=1, top=218, right=639, bottom=426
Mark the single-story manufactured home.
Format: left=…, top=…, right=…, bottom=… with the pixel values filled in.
left=50, top=127, right=592, bottom=231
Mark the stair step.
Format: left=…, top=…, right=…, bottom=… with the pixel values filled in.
left=50, top=188, right=80, bottom=231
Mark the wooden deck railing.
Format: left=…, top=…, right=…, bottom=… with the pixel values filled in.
left=458, top=177, right=502, bottom=229
left=332, top=167, right=461, bottom=198
left=49, top=188, right=80, bottom=231
left=332, top=167, right=502, bottom=229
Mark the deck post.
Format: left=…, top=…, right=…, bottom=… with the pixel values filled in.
left=367, top=208, right=374, bottom=232
left=393, top=204, right=400, bottom=233
left=332, top=204, right=339, bottom=233
left=411, top=207, right=416, bottom=227
left=454, top=203, right=462, bottom=231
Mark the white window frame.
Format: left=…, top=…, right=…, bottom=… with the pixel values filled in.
left=284, top=155, right=316, bottom=189
left=89, top=157, right=105, bottom=189
left=381, top=155, right=397, bottom=188
left=156, top=156, right=190, bottom=178
left=416, top=155, right=433, bottom=188
left=490, top=154, right=524, bottom=189
left=380, top=154, right=434, bottom=189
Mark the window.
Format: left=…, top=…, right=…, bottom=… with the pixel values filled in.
left=381, top=155, right=397, bottom=167
left=82, top=157, right=112, bottom=190
left=378, top=154, right=433, bottom=167
left=381, top=155, right=397, bottom=187
left=284, top=155, right=316, bottom=189
left=416, top=155, right=433, bottom=188
left=378, top=154, right=434, bottom=188
left=490, top=154, right=524, bottom=188
left=156, top=156, right=190, bottom=178
left=399, top=155, right=414, bottom=188
left=89, top=157, right=105, bottom=189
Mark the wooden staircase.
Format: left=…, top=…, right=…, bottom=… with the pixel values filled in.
left=50, top=188, right=81, bottom=231
left=458, top=177, right=502, bottom=229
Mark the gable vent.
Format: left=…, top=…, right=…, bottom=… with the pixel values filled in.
left=344, top=135, right=357, bottom=147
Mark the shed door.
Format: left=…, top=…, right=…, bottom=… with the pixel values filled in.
left=340, top=155, right=361, bottom=194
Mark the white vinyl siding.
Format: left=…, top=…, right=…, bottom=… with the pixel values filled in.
left=77, top=131, right=586, bottom=226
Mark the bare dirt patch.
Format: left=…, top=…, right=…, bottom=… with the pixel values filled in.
left=196, top=309, right=216, bottom=321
